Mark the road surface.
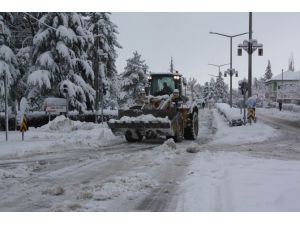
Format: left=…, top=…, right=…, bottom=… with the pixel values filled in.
left=0, top=108, right=299, bottom=211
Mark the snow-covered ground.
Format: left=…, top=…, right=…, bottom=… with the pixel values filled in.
left=175, top=108, right=300, bottom=211
left=0, top=108, right=299, bottom=212
left=0, top=116, right=122, bottom=158
left=258, top=108, right=300, bottom=122
left=176, top=150, right=300, bottom=211
left=212, top=109, right=278, bottom=145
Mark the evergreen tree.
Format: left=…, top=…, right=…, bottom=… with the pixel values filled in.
left=214, top=75, right=228, bottom=102
left=187, top=77, right=197, bottom=100
left=203, top=82, right=210, bottom=101
left=86, top=12, right=121, bottom=109
left=264, top=59, right=273, bottom=80
left=27, top=12, right=95, bottom=112
left=288, top=53, right=295, bottom=71
left=209, top=78, right=216, bottom=101
left=0, top=13, right=14, bottom=45
left=119, top=51, right=148, bottom=107
left=0, top=14, right=21, bottom=110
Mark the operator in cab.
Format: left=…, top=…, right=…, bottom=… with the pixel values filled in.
left=158, top=82, right=172, bottom=95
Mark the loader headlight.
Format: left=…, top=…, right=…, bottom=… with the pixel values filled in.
left=173, top=75, right=180, bottom=80
left=148, top=76, right=152, bottom=80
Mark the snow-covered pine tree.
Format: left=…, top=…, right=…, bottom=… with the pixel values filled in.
left=288, top=53, right=295, bottom=72
left=86, top=12, right=121, bottom=109
left=264, top=59, right=273, bottom=81
left=0, top=14, right=21, bottom=111
left=187, top=77, right=197, bottom=100
left=209, top=78, right=216, bottom=101
left=214, top=75, right=229, bottom=103
left=0, top=13, right=14, bottom=45
left=119, top=51, right=148, bottom=107
left=252, top=77, right=267, bottom=105
left=27, top=13, right=95, bottom=112
left=203, top=81, right=210, bottom=102
left=194, top=83, right=204, bottom=101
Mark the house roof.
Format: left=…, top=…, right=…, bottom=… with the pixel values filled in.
left=267, top=70, right=300, bottom=82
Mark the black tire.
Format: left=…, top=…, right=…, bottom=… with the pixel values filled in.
left=173, top=113, right=184, bottom=143
left=184, top=111, right=199, bottom=140
left=125, top=130, right=143, bottom=142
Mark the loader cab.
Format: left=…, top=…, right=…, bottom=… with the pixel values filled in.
left=147, top=73, right=183, bottom=97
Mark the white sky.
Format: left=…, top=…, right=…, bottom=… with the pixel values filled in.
left=111, top=12, right=300, bottom=88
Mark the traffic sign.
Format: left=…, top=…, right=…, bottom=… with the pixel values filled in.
left=20, top=115, right=28, bottom=141
left=247, top=108, right=256, bottom=124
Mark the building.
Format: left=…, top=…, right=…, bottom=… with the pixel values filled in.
left=265, top=70, right=300, bottom=103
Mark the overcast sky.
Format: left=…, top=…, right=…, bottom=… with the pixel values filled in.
left=110, top=12, right=300, bottom=88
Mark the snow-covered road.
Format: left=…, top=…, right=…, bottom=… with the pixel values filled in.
left=175, top=108, right=300, bottom=211
left=1, top=108, right=300, bottom=211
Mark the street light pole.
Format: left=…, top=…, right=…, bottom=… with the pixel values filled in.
left=210, top=31, right=248, bottom=107
left=208, top=63, right=230, bottom=78
left=238, top=13, right=263, bottom=98
left=248, top=12, right=253, bottom=97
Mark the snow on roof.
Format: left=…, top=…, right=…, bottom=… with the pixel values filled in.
left=268, top=70, right=300, bottom=82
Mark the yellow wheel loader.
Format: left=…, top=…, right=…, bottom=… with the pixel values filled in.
left=108, top=72, right=199, bottom=142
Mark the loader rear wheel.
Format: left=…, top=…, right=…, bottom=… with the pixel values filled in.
left=125, top=131, right=143, bottom=142
left=184, top=111, right=199, bottom=140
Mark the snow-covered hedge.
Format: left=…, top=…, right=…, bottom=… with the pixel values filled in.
left=282, top=103, right=300, bottom=113
left=215, top=103, right=243, bottom=126
left=0, top=110, right=118, bottom=130
left=267, top=102, right=300, bottom=113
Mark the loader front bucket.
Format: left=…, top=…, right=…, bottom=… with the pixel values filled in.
left=107, top=108, right=176, bottom=139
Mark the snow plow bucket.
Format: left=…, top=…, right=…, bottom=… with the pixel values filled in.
left=107, top=108, right=176, bottom=138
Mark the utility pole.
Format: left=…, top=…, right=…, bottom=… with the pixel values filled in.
left=0, top=22, right=8, bottom=140
left=94, top=25, right=100, bottom=114
left=4, top=70, right=8, bottom=141
left=210, top=31, right=248, bottom=107
left=170, top=57, right=174, bottom=73
left=99, top=58, right=104, bottom=124
left=248, top=12, right=253, bottom=97
left=238, top=12, right=264, bottom=98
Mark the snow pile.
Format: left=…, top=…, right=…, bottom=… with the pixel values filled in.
left=154, top=138, right=177, bottom=151
left=258, top=108, right=300, bottom=122
left=0, top=165, right=29, bottom=179
left=39, top=115, right=97, bottom=132
left=215, top=103, right=243, bottom=121
left=186, top=142, right=201, bottom=153
left=110, top=114, right=170, bottom=124
left=0, top=116, right=122, bottom=157
left=92, top=173, right=157, bottom=201
left=176, top=151, right=300, bottom=211
left=212, top=109, right=278, bottom=145
left=37, top=116, right=121, bottom=147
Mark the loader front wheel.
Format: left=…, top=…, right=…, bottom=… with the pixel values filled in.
left=173, top=113, right=184, bottom=143
left=184, top=111, right=199, bottom=140
left=125, top=130, right=143, bottom=142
